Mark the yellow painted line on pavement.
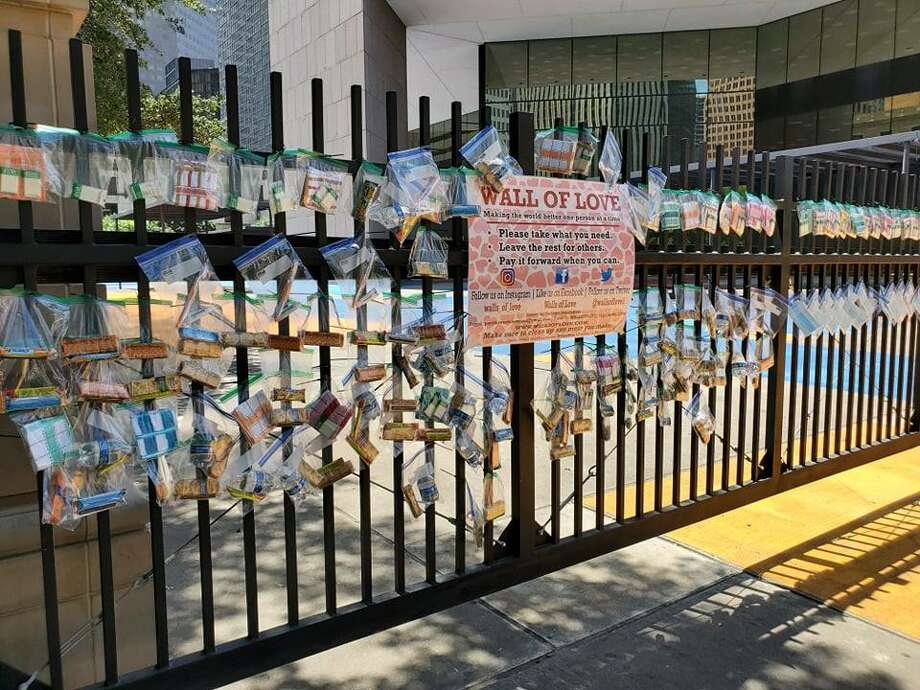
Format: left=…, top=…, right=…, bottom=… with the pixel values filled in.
left=585, top=423, right=920, bottom=638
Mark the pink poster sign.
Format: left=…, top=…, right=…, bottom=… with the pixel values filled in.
left=467, top=176, right=634, bottom=347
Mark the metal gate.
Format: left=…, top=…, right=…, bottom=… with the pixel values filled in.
left=3, top=31, right=919, bottom=690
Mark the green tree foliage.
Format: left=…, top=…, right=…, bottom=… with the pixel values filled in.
left=140, top=90, right=225, bottom=143
left=77, top=0, right=225, bottom=143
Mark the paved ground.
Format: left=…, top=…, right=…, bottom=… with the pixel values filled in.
left=209, top=456, right=918, bottom=689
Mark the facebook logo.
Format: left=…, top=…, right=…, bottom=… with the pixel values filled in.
left=555, top=267, right=569, bottom=285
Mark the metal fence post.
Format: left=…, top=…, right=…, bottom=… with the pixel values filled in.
left=506, top=111, right=536, bottom=558
left=764, top=156, right=794, bottom=478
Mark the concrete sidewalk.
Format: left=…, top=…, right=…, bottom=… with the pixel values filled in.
left=223, top=535, right=917, bottom=689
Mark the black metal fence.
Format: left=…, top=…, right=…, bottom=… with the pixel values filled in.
left=3, top=30, right=919, bottom=690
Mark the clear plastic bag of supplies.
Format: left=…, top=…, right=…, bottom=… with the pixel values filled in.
left=320, top=233, right=392, bottom=310
left=761, top=194, right=778, bottom=237
left=459, top=125, right=521, bottom=193
left=645, top=167, right=667, bottom=232
left=59, top=295, right=130, bottom=364
left=40, top=129, right=116, bottom=207
left=0, top=289, right=68, bottom=359
left=12, top=410, right=77, bottom=472
left=573, top=127, right=598, bottom=177
left=136, top=234, right=232, bottom=333
left=0, top=125, right=60, bottom=203
left=352, top=161, right=385, bottom=223
left=535, top=129, right=578, bottom=175
left=109, top=128, right=177, bottom=208
left=301, top=155, right=350, bottom=214
left=700, top=191, right=720, bottom=234
left=409, top=228, right=449, bottom=279
left=719, top=190, right=746, bottom=236
left=159, top=142, right=223, bottom=211
left=402, top=455, right=439, bottom=519
left=370, top=147, right=446, bottom=245
left=208, top=139, right=265, bottom=214
left=441, top=167, right=482, bottom=220
left=621, top=182, right=649, bottom=245
left=685, top=390, right=715, bottom=444
left=266, top=148, right=309, bottom=214
left=598, top=130, right=622, bottom=188
left=234, top=235, right=308, bottom=323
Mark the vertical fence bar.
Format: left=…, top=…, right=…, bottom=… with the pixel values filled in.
left=351, top=84, right=374, bottom=602
left=594, top=126, right=608, bottom=528
left=508, top=111, right=536, bottom=558
left=177, top=56, right=216, bottom=655
left=653, top=264, right=665, bottom=511
left=616, top=129, right=628, bottom=523
left=310, top=77, right=338, bottom=615
left=450, top=100, right=468, bottom=570
left=765, top=156, right=792, bottom=478
left=480, top=105, right=495, bottom=563
left=70, top=36, right=118, bottom=683
left=125, top=47, right=169, bottom=670
left=225, top=63, right=260, bottom=641
left=635, top=264, right=647, bottom=519
left=418, top=96, right=437, bottom=582
left=11, top=26, right=63, bottom=689
left=268, top=71, right=300, bottom=625
left=869, top=262, right=882, bottom=443
left=385, top=90, right=406, bottom=592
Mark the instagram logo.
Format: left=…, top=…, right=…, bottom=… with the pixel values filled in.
left=499, top=268, right=516, bottom=287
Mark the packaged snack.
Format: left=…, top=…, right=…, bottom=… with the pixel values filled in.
left=232, top=390, right=273, bottom=445
left=409, top=228, right=449, bottom=279
left=302, top=155, right=350, bottom=213
left=14, top=412, right=77, bottom=471
left=639, top=287, right=665, bottom=327
left=797, top=200, right=814, bottom=237
left=131, top=407, right=179, bottom=461
left=685, top=390, right=715, bottom=444
left=208, top=139, right=265, bottom=213
left=679, top=191, right=701, bottom=231
left=60, top=296, right=129, bottom=363
left=659, top=191, right=682, bottom=232
left=719, top=190, right=746, bottom=235
left=700, top=192, right=720, bottom=234
left=746, top=193, right=764, bottom=232
left=761, top=195, right=778, bottom=237
left=459, top=125, right=521, bottom=192
left=535, top=129, right=578, bottom=175
left=159, top=142, right=222, bottom=211
left=598, top=129, right=622, bottom=188
left=352, top=161, right=384, bottom=223
left=0, top=125, right=59, bottom=203
left=299, top=457, right=354, bottom=490
left=573, top=127, right=598, bottom=177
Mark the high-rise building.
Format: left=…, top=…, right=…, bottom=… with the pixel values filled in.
left=138, top=1, right=218, bottom=94
left=217, top=0, right=272, bottom=151
left=162, top=58, right=221, bottom=98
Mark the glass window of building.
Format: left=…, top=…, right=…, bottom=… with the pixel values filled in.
left=857, top=0, right=896, bottom=66
left=755, top=116, right=785, bottom=150
left=820, top=0, right=858, bottom=74
left=528, top=39, right=572, bottom=87
left=785, top=111, right=818, bottom=147
left=617, top=34, right=662, bottom=82
left=787, top=8, right=822, bottom=81
left=708, top=28, right=755, bottom=81
left=572, top=36, right=616, bottom=84
left=756, top=19, right=788, bottom=89
left=662, top=31, right=708, bottom=82
left=891, top=91, right=920, bottom=131
left=853, top=97, right=893, bottom=137
left=818, top=104, right=854, bottom=142
left=896, top=0, right=920, bottom=58
left=484, top=42, right=527, bottom=89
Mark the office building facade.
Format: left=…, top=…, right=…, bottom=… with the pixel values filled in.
left=217, top=0, right=272, bottom=150
left=138, top=0, right=217, bottom=94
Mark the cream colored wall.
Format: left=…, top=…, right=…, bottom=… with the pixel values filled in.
left=0, top=4, right=155, bottom=687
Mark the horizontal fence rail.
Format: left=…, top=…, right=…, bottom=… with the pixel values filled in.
left=2, top=31, right=919, bottom=690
